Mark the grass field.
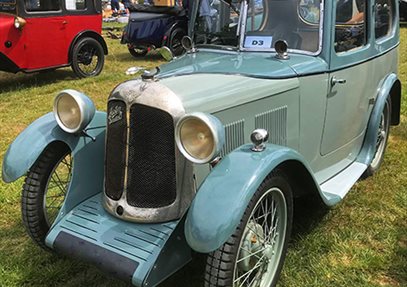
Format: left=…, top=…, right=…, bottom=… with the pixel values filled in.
left=0, top=26, right=406, bottom=287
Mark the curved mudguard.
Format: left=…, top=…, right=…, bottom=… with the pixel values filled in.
left=357, top=73, right=399, bottom=165
left=2, top=111, right=106, bottom=214
left=185, top=144, right=318, bottom=253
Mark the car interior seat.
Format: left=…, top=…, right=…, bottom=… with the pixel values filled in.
left=268, top=0, right=302, bottom=50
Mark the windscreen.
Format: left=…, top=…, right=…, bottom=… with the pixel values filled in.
left=193, top=0, right=242, bottom=49
left=0, top=0, right=16, bottom=13
left=192, top=0, right=323, bottom=54
left=244, top=0, right=322, bottom=53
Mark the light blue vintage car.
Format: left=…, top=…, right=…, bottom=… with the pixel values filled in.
left=2, top=0, right=402, bottom=286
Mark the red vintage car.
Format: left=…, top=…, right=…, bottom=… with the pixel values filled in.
left=0, top=0, right=108, bottom=78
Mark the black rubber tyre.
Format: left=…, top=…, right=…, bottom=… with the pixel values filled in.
left=401, top=5, right=407, bottom=21
left=71, top=37, right=104, bottom=78
left=168, top=27, right=186, bottom=56
left=364, top=97, right=391, bottom=177
left=21, top=142, right=72, bottom=250
left=204, top=170, right=293, bottom=287
left=128, top=47, right=148, bottom=58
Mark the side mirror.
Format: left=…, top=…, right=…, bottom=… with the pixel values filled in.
left=159, top=46, right=174, bottom=62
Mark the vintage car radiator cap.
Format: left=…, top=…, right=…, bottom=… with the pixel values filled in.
left=141, top=67, right=160, bottom=81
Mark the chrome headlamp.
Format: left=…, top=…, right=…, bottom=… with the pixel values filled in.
left=175, top=112, right=225, bottom=164
left=53, top=89, right=95, bottom=134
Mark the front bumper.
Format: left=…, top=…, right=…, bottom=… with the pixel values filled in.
left=0, top=52, right=20, bottom=73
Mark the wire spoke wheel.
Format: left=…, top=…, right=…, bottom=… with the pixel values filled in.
left=233, top=188, right=287, bottom=287
left=77, top=45, right=99, bottom=74
left=365, top=97, right=391, bottom=176
left=71, top=37, right=104, bottom=78
left=204, top=171, right=293, bottom=287
left=371, top=104, right=390, bottom=168
left=43, top=153, right=72, bottom=226
left=128, top=46, right=148, bottom=58
left=169, top=28, right=186, bottom=56
left=21, top=143, right=72, bottom=250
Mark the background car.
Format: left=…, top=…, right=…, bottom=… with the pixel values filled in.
left=121, top=3, right=189, bottom=57
left=0, top=0, right=108, bottom=77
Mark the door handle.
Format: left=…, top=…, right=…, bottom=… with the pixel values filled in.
left=331, top=77, right=347, bottom=87
left=62, top=20, right=68, bottom=25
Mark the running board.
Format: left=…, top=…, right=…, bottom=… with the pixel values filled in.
left=320, top=162, right=367, bottom=206
left=45, top=194, right=191, bottom=287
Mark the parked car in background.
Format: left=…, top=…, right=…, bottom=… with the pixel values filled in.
left=121, top=3, right=189, bottom=57
left=0, top=0, right=108, bottom=77
left=2, top=0, right=402, bottom=286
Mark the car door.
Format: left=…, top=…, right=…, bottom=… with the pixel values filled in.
left=21, top=0, right=67, bottom=70
left=321, top=0, right=373, bottom=156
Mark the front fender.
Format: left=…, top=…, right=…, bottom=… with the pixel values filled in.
left=2, top=111, right=106, bottom=183
left=185, top=144, right=317, bottom=253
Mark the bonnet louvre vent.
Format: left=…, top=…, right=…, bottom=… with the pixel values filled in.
left=220, top=119, right=245, bottom=157
left=255, top=106, right=288, bottom=146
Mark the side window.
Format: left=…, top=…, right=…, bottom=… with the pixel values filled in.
left=375, top=0, right=393, bottom=39
left=195, top=0, right=240, bottom=46
left=25, top=0, right=60, bottom=11
left=335, top=0, right=367, bottom=53
left=66, top=0, right=86, bottom=10
left=246, top=0, right=264, bottom=32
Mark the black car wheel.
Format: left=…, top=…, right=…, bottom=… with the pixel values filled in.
left=204, top=170, right=293, bottom=287
left=71, top=37, right=104, bottom=78
left=22, top=142, right=72, bottom=250
left=128, top=46, right=148, bottom=58
left=169, top=28, right=186, bottom=56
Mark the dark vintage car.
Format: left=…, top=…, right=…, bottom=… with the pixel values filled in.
left=121, top=3, right=189, bottom=57
left=0, top=0, right=108, bottom=77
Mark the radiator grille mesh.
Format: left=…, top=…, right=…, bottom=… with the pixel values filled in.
left=126, top=104, right=177, bottom=208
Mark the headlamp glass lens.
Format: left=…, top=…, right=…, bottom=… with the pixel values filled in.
left=57, top=94, right=81, bottom=130
left=180, top=118, right=215, bottom=160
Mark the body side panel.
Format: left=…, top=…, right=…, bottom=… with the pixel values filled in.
left=322, top=49, right=398, bottom=156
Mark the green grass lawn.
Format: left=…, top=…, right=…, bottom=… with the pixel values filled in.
left=0, top=27, right=406, bottom=287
